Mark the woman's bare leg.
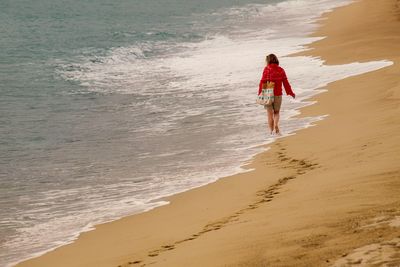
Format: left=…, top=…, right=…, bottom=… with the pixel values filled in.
left=273, top=110, right=280, bottom=134
left=267, top=109, right=274, bottom=134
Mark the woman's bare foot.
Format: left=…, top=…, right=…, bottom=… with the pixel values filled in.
left=275, top=126, right=281, bottom=135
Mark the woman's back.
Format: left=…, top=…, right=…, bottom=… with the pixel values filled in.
left=259, top=63, right=294, bottom=97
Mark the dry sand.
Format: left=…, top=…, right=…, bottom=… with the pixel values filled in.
left=16, top=0, right=400, bottom=266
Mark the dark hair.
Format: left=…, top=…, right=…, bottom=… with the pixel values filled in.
left=266, top=54, right=279, bottom=65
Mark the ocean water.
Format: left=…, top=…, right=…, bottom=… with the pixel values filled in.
left=0, top=0, right=393, bottom=266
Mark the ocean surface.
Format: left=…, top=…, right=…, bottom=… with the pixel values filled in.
left=0, top=0, right=393, bottom=266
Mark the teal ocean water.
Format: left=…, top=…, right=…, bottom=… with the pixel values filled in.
left=1, top=0, right=394, bottom=265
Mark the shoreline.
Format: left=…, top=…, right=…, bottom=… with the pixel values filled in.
left=16, top=0, right=400, bottom=266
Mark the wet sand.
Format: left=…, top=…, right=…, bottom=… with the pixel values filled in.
left=16, top=0, right=400, bottom=266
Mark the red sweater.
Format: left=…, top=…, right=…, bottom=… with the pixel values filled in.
left=258, top=63, right=294, bottom=97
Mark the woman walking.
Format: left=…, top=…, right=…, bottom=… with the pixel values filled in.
left=258, top=54, right=295, bottom=135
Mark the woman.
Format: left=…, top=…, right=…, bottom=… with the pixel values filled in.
left=258, top=54, right=295, bottom=135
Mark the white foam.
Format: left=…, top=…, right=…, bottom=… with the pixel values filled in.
left=55, top=1, right=356, bottom=96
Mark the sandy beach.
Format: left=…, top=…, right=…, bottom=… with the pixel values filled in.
left=16, top=0, right=400, bottom=266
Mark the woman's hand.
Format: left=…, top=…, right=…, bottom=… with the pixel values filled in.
left=289, top=93, right=295, bottom=99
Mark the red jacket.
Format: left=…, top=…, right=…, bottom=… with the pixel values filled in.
left=258, top=63, right=294, bottom=97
